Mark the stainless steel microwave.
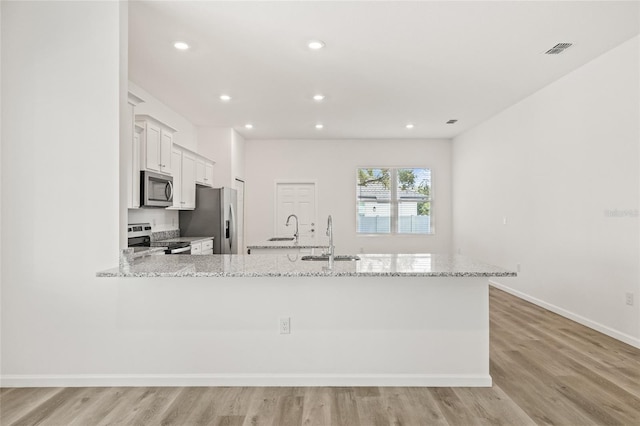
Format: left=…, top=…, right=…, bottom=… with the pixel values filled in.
left=140, top=171, right=173, bottom=207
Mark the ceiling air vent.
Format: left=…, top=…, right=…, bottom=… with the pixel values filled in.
left=446, top=119, right=458, bottom=124
left=545, top=43, right=573, bottom=55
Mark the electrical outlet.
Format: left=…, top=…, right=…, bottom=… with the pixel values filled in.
left=516, top=263, right=521, bottom=273
left=503, top=216, right=508, bottom=225
left=626, top=293, right=634, bottom=306
left=279, top=317, right=291, bottom=334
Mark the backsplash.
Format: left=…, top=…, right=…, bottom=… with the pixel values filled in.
left=151, top=229, right=180, bottom=242
left=128, top=208, right=179, bottom=232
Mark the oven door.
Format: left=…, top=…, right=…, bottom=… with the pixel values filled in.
left=166, top=244, right=191, bottom=255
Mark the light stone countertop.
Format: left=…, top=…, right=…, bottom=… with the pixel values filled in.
left=131, top=247, right=167, bottom=257
left=97, top=253, right=517, bottom=278
left=150, top=236, right=214, bottom=247
left=246, top=237, right=330, bottom=250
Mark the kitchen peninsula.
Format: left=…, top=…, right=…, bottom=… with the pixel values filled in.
left=98, top=253, right=515, bottom=387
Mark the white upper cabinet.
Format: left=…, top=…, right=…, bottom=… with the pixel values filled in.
left=126, top=92, right=144, bottom=209
left=136, top=115, right=177, bottom=175
left=168, top=145, right=196, bottom=210
left=195, top=157, right=215, bottom=187
left=181, top=151, right=196, bottom=209
left=131, top=123, right=144, bottom=208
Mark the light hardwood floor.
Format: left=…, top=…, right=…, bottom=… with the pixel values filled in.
left=2, top=287, right=639, bottom=425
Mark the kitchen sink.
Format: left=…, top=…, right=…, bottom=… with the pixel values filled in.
left=301, top=255, right=361, bottom=262
left=268, top=237, right=295, bottom=241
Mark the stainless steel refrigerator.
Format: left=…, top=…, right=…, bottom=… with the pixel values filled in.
left=180, top=187, right=238, bottom=254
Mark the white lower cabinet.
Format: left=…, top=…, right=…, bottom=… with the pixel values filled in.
left=201, top=239, right=213, bottom=255
left=191, top=239, right=213, bottom=255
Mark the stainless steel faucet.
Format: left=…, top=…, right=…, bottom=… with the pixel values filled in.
left=326, top=215, right=334, bottom=268
left=286, top=214, right=299, bottom=242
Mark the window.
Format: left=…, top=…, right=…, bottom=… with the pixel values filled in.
left=356, top=168, right=432, bottom=234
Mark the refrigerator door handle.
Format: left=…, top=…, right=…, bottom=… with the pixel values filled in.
left=229, top=202, right=236, bottom=252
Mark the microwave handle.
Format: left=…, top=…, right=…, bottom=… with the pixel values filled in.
left=165, top=181, right=174, bottom=201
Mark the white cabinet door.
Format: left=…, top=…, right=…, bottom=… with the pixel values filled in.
left=191, top=242, right=202, bottom=254
left=145, top=122, right=162, bottom=172
left=137, top=115, right=176, bottom=176
left=126, top=93, right=144, bottom=208
left=204, top=161, right=214, bottom=186
left=195, top=157, right=214, bottom=187
left=181, top=151, right=196, bottom=209
left=131, top=124, right=143, bottom=208
left=195, top=157, right=206, bottom=185
left=170, top=147, right=183, bottom=208
left=160, top=129, right=173, bottom=174
left=202, top=239, right=213, bottom=251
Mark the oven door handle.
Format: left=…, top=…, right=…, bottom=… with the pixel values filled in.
left=170, top=246, right=191, bottom=254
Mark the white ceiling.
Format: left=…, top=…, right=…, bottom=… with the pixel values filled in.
left=129, top=1, right=639, bottom=140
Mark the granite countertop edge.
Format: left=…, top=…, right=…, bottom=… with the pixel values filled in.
left=97, top=270, right=517, bottom=278
left=96, top=253, right=517, bottom=278
left=247, top=237, right=330, bottom=250
left=247, top=244, right=330, bottom=249
left=151, top=236, right=215, bottom=246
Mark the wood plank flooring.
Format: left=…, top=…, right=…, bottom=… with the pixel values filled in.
left=2, top=287, right=639, bottom=425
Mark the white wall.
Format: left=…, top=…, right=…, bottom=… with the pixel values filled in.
left=1, top=0, right=122, bottom=377
left=128, top=81, right=197, bottom=152
left=244, top=139, right=452, bottom=254
left=452, top=36, right=640, bottom=347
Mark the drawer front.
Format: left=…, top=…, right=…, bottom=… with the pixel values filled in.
left=202, top=239, right=213, bottom=250
left=191, top=242, right=202, bottom=254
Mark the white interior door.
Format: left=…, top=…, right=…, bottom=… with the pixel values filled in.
left=276, top=182, right=317, bottom=239
left=234, top=178, right=245, bottom=253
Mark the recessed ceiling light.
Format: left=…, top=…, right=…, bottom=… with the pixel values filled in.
left=244, top=124, right=253, bottom=129
left=406, top=123, right=415, bottom=129
left=315, top=123, right=324, bottom=129
left=308, top=40, right=325, bottom=50
left=219, top=94, right=231, bottom=102
left=174, top=41, right=190, bottom=50
left=313, top=94, right=325, bottom=101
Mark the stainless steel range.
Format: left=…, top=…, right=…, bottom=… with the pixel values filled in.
left=127, top=223, right=191, bottom=254
left=127, top=223, right=152, bottom=249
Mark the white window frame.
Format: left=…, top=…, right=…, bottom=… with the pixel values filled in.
left=356, top=167, right=433, bottom=236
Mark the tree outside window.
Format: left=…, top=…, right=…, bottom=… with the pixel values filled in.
left=356, top=168, right=432, bottom=234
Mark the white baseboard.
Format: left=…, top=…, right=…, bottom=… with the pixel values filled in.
left=0, top=374, right=491, bottom=388
left=489, top=280, right=640, bottom=349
